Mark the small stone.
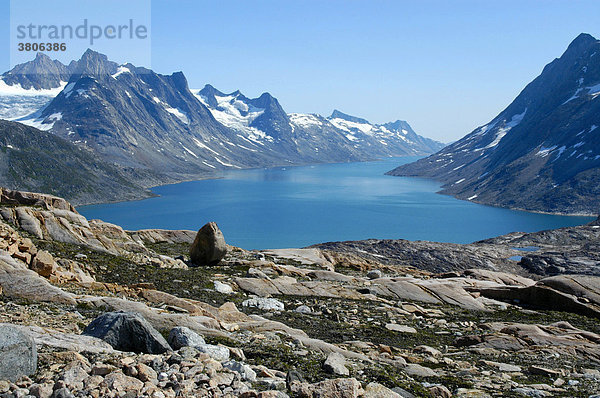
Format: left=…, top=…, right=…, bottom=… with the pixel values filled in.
left=242, top=297, right=284, bottom=311
left=322, top=352, right=349, bottom=376
left=91, top=364, right=115, bottom=376
left=404, top=364, right=437, bottom=377
left=391, top=387, right=417, bottom=398
left=51, top=388, right=75, bottom=398
left=295, top=305, right=312, bottom=314
left=28, top=383, right=53, bottom=398
left=101, top=371, right=144, bottom=393
left=195, top=344, right=230, bottom=362
left=528, top=365, right=560, bottom=377
left=366, top=270, right=383, bottom=280
left=385, top=323, right=417, bottom=334
left=31, top=250, right=56, bottom=277
left=214, top=281, right=234, bottom=294
left=0, top=381, right=10, bottom=394
left=364, top=382, right=402, bottom=397
left=483, top=360, right=522, bottom=372
left=136, top=363, right=158, bottom=383
left=428, top=385, right=452, bottom=398
left=167, top=326, right=206, bottom=350
left=223, top=360, right=257, bottom=382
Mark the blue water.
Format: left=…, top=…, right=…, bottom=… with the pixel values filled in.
left=78, top=157, right=594, bottom=250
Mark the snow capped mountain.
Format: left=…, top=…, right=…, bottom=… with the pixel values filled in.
left=196, top=86, right=445, bottom=158
left=0, top=53, right=71, bottom=121
left=327, top=110, right=445, bottom=154
left=388, top=33, right=600, bottom=215
left=0, top=50, right=444, bottom=192
left=193, top=85, right=274, bottom=145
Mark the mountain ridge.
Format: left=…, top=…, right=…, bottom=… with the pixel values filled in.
left=0, top=50, right=444, bottom=204
left=388, top=33, right=600, bottom=215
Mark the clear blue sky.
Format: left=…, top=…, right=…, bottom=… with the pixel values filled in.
left=1, top=0, right=600, bottom=142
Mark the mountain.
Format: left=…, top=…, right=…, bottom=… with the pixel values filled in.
left=0, top=50, right=444, bottom=201
left=327, top=110, right=445, bottom=155
left=388, top=33, right=600, bottom=215
left=0, top=53, right=71, bottom=121
left=0, top=53, right=73, bottom=90
left=0, top=119, right=152, bottom=205
left=196, top=86, right=445, bottom=160
left=19, top=50, right=293, bottom=183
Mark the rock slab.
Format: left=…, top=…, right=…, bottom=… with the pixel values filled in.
left=0, top=324, right=37, bottom=382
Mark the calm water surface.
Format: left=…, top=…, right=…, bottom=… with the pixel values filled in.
left=79, top=157, right=594, bottom=250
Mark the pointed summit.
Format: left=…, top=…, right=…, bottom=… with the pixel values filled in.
left=72, top=49, right=118, bottom=76
left=562, top=33, right=598, bottom=59
left=1, top=53, right=70, bottom=90
left=329, top=109, right=370, bottom=125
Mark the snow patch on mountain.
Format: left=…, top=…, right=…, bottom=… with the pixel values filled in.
left=165, top=107, right=189, bottom=124
left=0, top=79, right=67, bottom=96
left=289, top=113, right=322, bottom=128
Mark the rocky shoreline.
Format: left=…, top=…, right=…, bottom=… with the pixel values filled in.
left=1, top=188, right=599, bottom=397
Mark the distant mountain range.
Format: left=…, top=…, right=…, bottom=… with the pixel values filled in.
left=388, top=33, right=600, bottom=215
left=0, top=50, right=444, bottom=203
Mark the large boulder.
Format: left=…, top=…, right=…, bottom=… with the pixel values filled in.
left=0, top=324, right=37, bottom=382
left=189, top=222, right=227, bottom=266
left=82, top=311, right=171, bottom=354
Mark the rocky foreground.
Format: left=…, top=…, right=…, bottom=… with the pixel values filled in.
left=0, top=188, right=599, bottom=398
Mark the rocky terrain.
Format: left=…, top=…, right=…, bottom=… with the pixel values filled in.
left=0, top=188, right=599, bottom=397
left=388, top=33, right=600, bottom=215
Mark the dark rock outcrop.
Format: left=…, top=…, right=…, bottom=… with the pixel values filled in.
left=0, top=324, right=37, bottom=382
left=480, top=274, right=600, bottom=318
left=82, top=311, right=171, bottom=354
left=189, top=222, right=227, bottom=266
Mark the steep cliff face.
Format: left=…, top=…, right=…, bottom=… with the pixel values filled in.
left=388, top=34, right=600, bottom=215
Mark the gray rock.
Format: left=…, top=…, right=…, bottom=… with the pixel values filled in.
left=512, top=387, right=550, bottom=398
left=364, top=383, right=403, bottom=397
left=322, top=352, right=349, bottom=376
left=189, top=222, right=227, bottom=266
left=195, top=344, right=230, bottom=361
left=167, top=326, right=206, bottom=350
left=367, top=270, right=383, bottom=280
left=246, top=267, right=270, bottom=279
left=0, top=324, right=37, bottom=382
left=385, top=323, right=417, bottom=334
left=223, top=360, right=257, bottom=381
left=404, top=363, right=437, bottom=377
left=242, top=297, right=284, bottom=311
left=51, top=388, right=75, bottom=398
left=391, top=387, right=417, bottom=398
left=82, top=311, right=170, bottom=354
left=213, top=281, right=234, bottom=294
left=295, top=305, right=312, bottom=314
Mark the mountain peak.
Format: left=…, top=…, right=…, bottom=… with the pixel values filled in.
left=329, top=109, right=370, bottom=125
left=563, top=33, right=598, bottom=58
left=73, top=49, right=117, bottom=76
